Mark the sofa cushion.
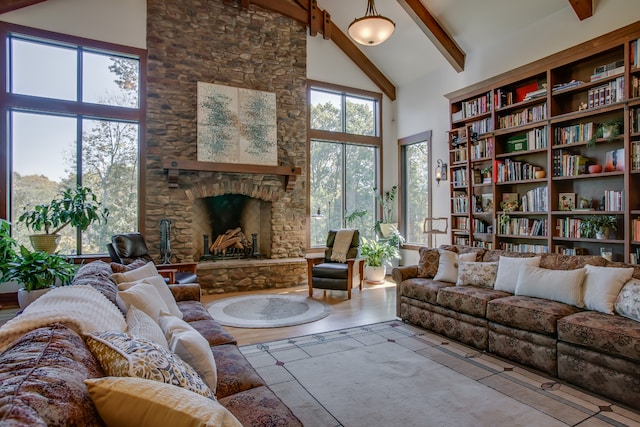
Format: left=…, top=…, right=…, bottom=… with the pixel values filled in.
left=219, top=385, right=303, bottom=427
left=456, top=261, right=498, bottom=288
left=211, top=344, right=265, bottom=399
left=85, top=376, right=241, bottom=427
left=179, top=300, right=214, bottom=322
left=188, top=319, right=237, bottom=346
left=615, top=278, right=640, bottom=322
left=558, top=311, right=640, bottom=362
left=583, top=265, right=633, bottom=314
left=72, top=276, right=119, bottom=306
left=417, top=247, right=439, bottom=278
left=515, top=265, right=586, bottom=307
left=481, top=249, right=538, bottom=263
left=85, top=331, right=214, bottom=399
left=487, top=296, right=583, bottom=335
left=436, top=286, right=511, bottom=317
left=539, top=253, right=606, bottom=269
left=400, top=278, right=454, bottom=305
left=494, top=256, right=541, bottom=293
left=0, top=324, right=104, bottom=426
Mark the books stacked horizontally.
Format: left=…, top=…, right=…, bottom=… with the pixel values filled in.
left=590, top=60, right=624, bottom=82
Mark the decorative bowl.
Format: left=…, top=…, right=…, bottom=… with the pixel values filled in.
left=588, top=164, right=603, bottom=174
left=534, top=170, right=546, bottom=179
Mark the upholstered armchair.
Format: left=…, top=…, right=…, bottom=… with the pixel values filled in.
left=306, top=229, right=364, bottom=299
left=107, top=232, right=198, bottom=284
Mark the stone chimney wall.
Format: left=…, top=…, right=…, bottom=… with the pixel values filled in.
left=145, top=0, right=307, bottom=262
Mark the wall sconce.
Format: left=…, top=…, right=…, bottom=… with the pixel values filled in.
left=435, top=159, right=448, bottom=186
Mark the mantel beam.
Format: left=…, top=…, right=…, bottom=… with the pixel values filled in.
left=568, top=0, right=593, bottom=21
left=396, top=0, right=465, bottom=73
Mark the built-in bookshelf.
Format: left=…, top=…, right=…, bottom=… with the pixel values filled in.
left=446, top=21, right=640, bottom=263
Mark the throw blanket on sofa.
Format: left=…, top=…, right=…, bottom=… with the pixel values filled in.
left=0, top=285, right=126, bottom=353
left=330, top=229, right=355, bottom=263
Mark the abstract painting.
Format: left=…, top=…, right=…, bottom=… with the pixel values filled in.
left=197, top=82, right=277, bottom=165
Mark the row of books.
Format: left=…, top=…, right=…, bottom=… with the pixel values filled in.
left=499, top=217, right=548, bottom=237
left=554, top=122, right=593, bottom=145
left=498, top=242, right=548, bottom=253
left=590, top=60, right=624, bottom=82
left=525, top=126, right=548, bottom=150
left=454, top=217, right=469, bottom=231
left=452, top=91, right=492, bottom=121
left=604, top=190, right=624, bottom=211
left=555, top=218, right=588, bottom=238
left=632, top=218, right=640, bottom=241
left=632, top=108, right=640, bottom=133
left=553, top=151, right=588, bottom=177
left=452, top=168, right=468, bottom=187
left=630, top=38, right=640, bottom=68
left=453, top=236, right=470, bottom=246
left=632, top=76, right=640, bottom=99
left=451, top=146, right=467, bottom=163
left=471, top=137, right=494, bottom=160
left=472, top=219, right=491, bottom=233
left=469, top=118, right=493, bottom=135
left=452, top=193, right=468, bottom=214
left=521, top=186, right=548, bottom=212
left=588, top=77, right=624, bottom=109
left=472, top=241, right=494, bottom=250
left=554, top=246, right=587, bottom=256
left=631, top=141, right=640, bottom=171
left=498, top=103, right=547, bottom=129
left=494, top=159, right=542, bottom=182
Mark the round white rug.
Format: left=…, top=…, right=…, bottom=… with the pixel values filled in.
left=207, top=295, right=331, bottom=328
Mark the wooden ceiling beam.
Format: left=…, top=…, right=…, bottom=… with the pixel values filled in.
left=396, top=0, right=465, bottom=73
left=568, top=0, right=592, bottom=21
left=0, top=0, right=47, bottom=14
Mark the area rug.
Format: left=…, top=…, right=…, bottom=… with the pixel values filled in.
left=206, top=295, right=330, bottom=328
left=240, top=321, right=640, bottom=427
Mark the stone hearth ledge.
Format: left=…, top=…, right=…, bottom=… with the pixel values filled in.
left=197, top=258, right=307, bottom=294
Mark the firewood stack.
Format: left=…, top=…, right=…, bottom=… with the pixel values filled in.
left=209, top=227, right=251, bottom=255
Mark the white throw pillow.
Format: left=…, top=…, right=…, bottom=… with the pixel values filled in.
left=159, top=312, right=218, bottom=394
left=126, top=305, right=170, bottom=349
left=117, top=282, right=171, bottom=322
left=456, top=261, right=499, bottom=288
left=583, top=265, right=633, bottom=314
left=118, top=275, right=183, bottom=319
left=515, top=265, right=586, bottom=307
left=112, top=261, right=158, bottom=283
left=433, top=249, right=477, bottom=283
left=494, top=256, right=541, bottom=293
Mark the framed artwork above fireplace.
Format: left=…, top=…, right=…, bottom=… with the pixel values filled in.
left=197, top=82, right=277, bottom=166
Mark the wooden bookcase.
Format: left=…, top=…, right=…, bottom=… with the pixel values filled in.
left=446, top=20, right=640, bottom=263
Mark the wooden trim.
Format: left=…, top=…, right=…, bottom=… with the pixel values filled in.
left=0, top=292, right=18, bottom=308
left=0, top=0, right=46, bottom=14
left=568, top=0, right=593, bottom=21
left=249, top=0, right=308, bottom=24
left=396, top=0, right=465, bottom=73
left=398, top=130, right=432, bottom=146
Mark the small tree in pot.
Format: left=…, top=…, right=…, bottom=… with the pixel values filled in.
left=18, top=186, right=109, bottom=253
left=360, top=237, right=399, bottom=284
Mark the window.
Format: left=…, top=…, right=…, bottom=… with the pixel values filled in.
left=308, top=82, right=382, bottom=247
left=1, top=23, right=145, bottom=255
left=400, top=131, right=432, bottom=245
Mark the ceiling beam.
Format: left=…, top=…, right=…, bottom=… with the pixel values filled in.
left=568, top=0, right=593, bottom=21
left=396, top=0, right=465, bottom=73
left=0, top=0, right=47, bottom=14
left=251, top=0, right=396, bottom=100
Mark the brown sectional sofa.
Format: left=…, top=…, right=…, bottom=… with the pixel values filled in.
left=392, top=245, right=640, bottom=410
left=0, top=260, right=302, bottom=426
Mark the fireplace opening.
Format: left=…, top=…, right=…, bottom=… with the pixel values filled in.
left=192, top=194, right=271, bottom=261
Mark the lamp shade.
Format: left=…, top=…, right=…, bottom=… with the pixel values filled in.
left=348, top=15, right=395, bottom=46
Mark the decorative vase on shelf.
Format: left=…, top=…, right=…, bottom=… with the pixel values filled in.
left=588, top=164, right=603, bottom=174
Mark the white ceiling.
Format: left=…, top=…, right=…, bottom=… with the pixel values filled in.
left=317, top=0, right=572, bottom=87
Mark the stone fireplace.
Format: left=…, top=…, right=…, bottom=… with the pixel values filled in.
left=144, top=0, right=308, bottom=293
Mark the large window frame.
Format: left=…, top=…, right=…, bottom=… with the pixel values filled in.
left=0, top=22, right=146, bottom=254
left=399, top=131, right=432, bottom=248
left=307, top=80, right=383, bottom=248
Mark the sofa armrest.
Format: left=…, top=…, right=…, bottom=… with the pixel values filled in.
left=391, top=265, right=418, bottom=285
left=168, top=283, right=201, bottom=302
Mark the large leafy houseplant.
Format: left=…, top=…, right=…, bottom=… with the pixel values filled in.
left=4, top=245, right=76, bottom=292
left=579, top=215, right=617, bottom=239
left=360, top=237, right=400, bottom=268
left=0, top=219, right=18, bottom=279
left=18, top=186, right=109, bottom=252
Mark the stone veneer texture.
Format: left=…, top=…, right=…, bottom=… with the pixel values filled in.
left=145, top=0, right=307, bottom=262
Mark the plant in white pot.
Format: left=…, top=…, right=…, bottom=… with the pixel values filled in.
left=579, top=215, right=617, bottom=240
left=360, top=237, right=399, bottom=284
left=4, top=245, right=76, bottom=309
left=18, top=186, right=109, bottom=253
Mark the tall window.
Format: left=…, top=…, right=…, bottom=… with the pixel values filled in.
left=400, top=131, right=432, bottom=245
left=1, top=23, right=145, bottom=254
left=308, top=82, right=382, bottom=247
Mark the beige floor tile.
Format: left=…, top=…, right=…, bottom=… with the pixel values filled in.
left=352, top=331, right=388, bottom=346
left=269, top=347, right=311, bottom=363
left=268, top=380, right=339, bottom=427
left=254, top=364, right=295, bottom=385
left=417, top=346, right=494, bottom=380
left=244, top=351, right=277, bottom=368
left=303, top=337, right=364, bottom=357
left=395, top=335, right=434, bottom=351
left=610, top=406, right=640, bottom=425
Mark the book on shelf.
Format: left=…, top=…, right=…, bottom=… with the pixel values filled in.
left=559, top=193, right=576, bottom=211
left=605, top=148, right=625, bottom=172
left=506, top=134, right=527, bottom=153
left=632, top=141, right=640, bottom=171
left=604, top=190, right=624, bottom=211
left=515, top=82, right=540, bottom=103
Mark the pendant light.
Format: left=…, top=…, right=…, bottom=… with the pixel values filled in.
left=348, top=0, right=396, bottom=46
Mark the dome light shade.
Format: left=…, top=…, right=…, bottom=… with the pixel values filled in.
left=348, top=0, right=395, bottom=46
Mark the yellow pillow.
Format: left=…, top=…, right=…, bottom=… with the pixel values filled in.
left=85, top=377, right=242, bottom=427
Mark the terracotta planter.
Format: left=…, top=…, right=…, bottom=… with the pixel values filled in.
left=29, top=234, right=61, bottom=254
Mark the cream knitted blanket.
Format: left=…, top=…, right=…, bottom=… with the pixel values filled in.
left=330, top=229, right=355, bottom=263
left=0, top=285, right=126, bottom=353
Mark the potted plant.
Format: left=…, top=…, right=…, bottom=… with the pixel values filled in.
left=373, top=185, right=398, bottom=238
left=0, top=219, right=18, bottom=280
left=360, top=237, right=400, bottom=283
left=18, top=186, right=109, bottom=253
left=579, top=215, right=617, bottom=239
left=587, top=120, right=622, bottom=147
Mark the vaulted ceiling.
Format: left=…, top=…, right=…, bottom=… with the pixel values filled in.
left=2, top=0, right=593, bottom=100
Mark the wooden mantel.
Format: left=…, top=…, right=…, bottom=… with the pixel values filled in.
left=162, top=159, right=302, bottom=191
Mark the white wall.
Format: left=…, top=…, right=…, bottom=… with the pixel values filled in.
left=397, top=1, right=640, bottom=247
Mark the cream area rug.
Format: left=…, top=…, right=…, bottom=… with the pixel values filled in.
left=240, top=321, right=640, bottom=427
left=207, top=295, right=330, bottom=328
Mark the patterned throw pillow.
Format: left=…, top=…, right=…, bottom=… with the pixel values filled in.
left=615, top=279, right=640, bottom=322
left=417, top=248, right=440, bottom=278
left=433, top=250, right=477, bottom=283
left=456, top=261, right=499, bottom=287
left=85, top=331, right=214, bottom=399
